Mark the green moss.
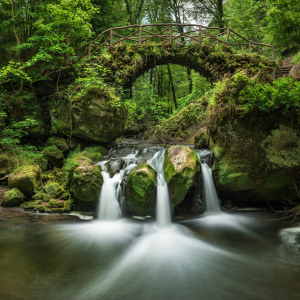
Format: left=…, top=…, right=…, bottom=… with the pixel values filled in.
left=84, top=146, right=108, bottom=156
left=70, top=163, right=103, bottom=205
left=43, top=145, right=64, bottom=160
left=21, top=200, right=42, bottom=209
left=125, top=163, right=157, bottom=216
left=8, top=165, right=41, bottom=196
left=46, top=136, right=69, bottom=152
left=43, top=182, right=64, bottom=199
left=35, top=205, right=46, bottom=212
left=164, top=146, right=200, bottom=206
left=81, top=151, right=103, bottom=162
left=48, top=199, right=65, bottom=208
left=2, top=188, right=25, bottom=207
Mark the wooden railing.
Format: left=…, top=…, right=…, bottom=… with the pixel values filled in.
left=77, top=24, right=275, bottom=60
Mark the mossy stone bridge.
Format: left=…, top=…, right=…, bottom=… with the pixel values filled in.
left=77, top=24, right=277, bottom=87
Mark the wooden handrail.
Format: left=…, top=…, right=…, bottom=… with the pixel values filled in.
left=76, top=23, right=276, bottom=61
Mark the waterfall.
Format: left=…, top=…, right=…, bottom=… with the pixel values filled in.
left=147, top=150, right=172, bottom=228
left=196, top=151, right=221, bottom=214
left=97, top=152, right=137, bottom=221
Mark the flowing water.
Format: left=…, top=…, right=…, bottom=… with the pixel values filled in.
left=1, top=145, right=300, bottom=300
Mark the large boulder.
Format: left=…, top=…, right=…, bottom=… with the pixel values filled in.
left=8, top=166, right=41, bottom=196
left=68, top=155, right=103, bottom=210
left=164, top=146, right=200, bottom=207
left=51, top=87, right=126, bottom=143
left=289, top=63, right=300, bottom=80
left=2, top=188, right=25, bottom=207
left=125, top=163, right=157, bottom=216
left=209, top=115, right=300, bottom=205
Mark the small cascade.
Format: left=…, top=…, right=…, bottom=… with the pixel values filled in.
left=147, top=150, right=172, bottom=228
left=97, top=152, right=138, bottom=221
left=196, top=150, right=221, bottom=214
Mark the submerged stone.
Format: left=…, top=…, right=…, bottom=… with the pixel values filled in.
left=164, top=146, right=200, bottom=207
left=125, top=163, right=157, bottom=216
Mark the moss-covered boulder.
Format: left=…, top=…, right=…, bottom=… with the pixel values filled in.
left=51, top=87, right=126, bottom=143
left=43, top=182, right=64, bottom=201
left=209, top=114, right=300, bottom=204
left=46, top=136, right=69, bottom=152
left=8, top=166, right=41, bottom=196
left=164, top=146, right=200, bottom=207
left=2, top=188, right=25, bottom=207
left=125, top=163, right=157, bottom=216
left=68, top=154, right=103, bottom=210
left=207, top=76, right=300, bottom=205
left=43, top=145, right=64, bottom=168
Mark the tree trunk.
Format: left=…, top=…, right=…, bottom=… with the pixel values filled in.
left=187, top=67, right=192, bottom=93
left=167, top=64, right=177, bottom=109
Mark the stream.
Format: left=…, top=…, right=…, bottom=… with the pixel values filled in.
left=0, top=144, right=300, bottom=300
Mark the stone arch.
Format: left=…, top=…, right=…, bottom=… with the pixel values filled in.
left=97, top=43, right=276, bottom=90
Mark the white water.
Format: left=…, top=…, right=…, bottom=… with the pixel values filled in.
left=147, top=150, right=172, bottom=228
left=196, top=151, right=221, bottom=214
left=97, top=153, right=137, bottom=220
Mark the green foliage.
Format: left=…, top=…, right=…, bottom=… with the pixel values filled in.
left=0, top=116, right=38, bottom=147
left=225, top=0, right=264, bottom=42
left=263, top=125, right=300, bottom=168
left=291, top=52, right=300, bottom=65
left=263, top=0, right=300, bottom=48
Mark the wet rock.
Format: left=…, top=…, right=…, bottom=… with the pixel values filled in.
left=2, top=188, right=25, bottom=207
left=279, top=227, right=300, bottom=257
left=8, top=166, right=41, bottom=196
left=164, top=146, right=200, bottom=207
left=106, top=159, right=125, bottom=176
left=125, top=163, right=157, bottom=216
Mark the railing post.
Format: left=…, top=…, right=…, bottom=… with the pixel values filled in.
left=139, top=26, right=142, bottom=45
left=88, top=43, right=91, bottom=57
left=110, top=29, right=113, bottom=46
left=169, top=25, right=172, bottom=44
left=199, top=26, right=202, bottom=45
left=226, top=28, right=230, bottom=45
left=272, top=46, right=275, bottom=60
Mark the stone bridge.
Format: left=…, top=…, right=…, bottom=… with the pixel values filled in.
left=76, top=24, right=277, bottom=88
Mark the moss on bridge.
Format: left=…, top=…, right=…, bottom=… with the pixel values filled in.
left=97, top=43, right=276, bottom=90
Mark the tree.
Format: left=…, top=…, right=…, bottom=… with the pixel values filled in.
left=263, top=0, right=300, bottom=49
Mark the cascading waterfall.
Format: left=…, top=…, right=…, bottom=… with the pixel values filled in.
left=196, top=150, right=221, bottom=214
left=97, top=152, right=138, bottom=220
left=147, top=150, right=172, bottom=228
